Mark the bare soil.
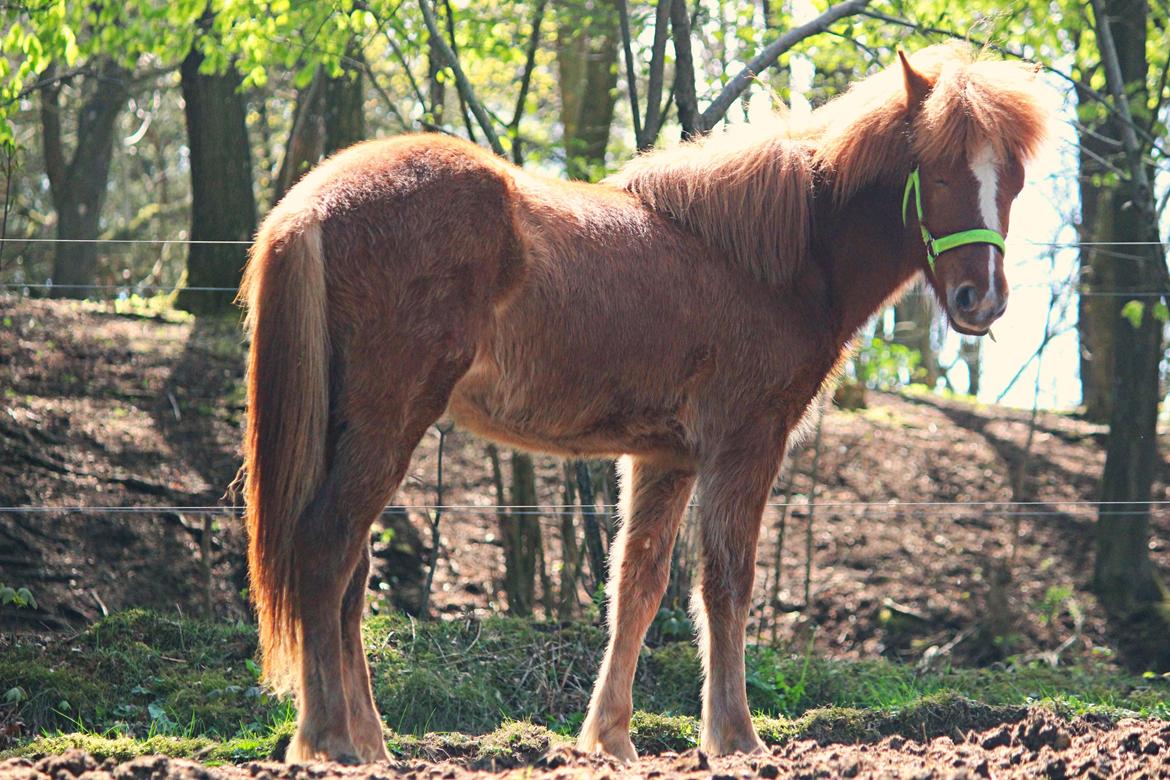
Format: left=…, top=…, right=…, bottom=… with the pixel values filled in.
left=3, top=710, right=1170, bottom=779
left=2, top=296, right=1169, bottom=670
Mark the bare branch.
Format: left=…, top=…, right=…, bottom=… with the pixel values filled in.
left=698, top=0, right=873, bottom=132
left=616, top=0, right=642, bottom=143
left=639, top=0, right=675, bottom=148
left=508, top=0, right=549, bottom=165
left=671, top=0, right=698, bottom=140
left=418, top=0, right=506, bottom=156
left=1090, top=0, right=1170, bottom=298
left=1090, top=0, right=1152, bottom=198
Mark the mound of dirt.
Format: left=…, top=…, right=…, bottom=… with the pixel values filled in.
left=3, top=710, right=1168, bottom=779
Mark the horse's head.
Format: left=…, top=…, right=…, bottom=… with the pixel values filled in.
left=898, top=51, right=1032, bottom=336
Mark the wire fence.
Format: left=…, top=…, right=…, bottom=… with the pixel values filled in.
left=3, top=237, right=1169, bottom=299
left=1, top=499, right=1166, bottom=517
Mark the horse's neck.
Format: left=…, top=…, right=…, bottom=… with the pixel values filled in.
left=815, top=179, right=924, bottom=342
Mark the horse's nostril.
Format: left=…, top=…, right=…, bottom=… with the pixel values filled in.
left=954, top=284, right=979, bottom=312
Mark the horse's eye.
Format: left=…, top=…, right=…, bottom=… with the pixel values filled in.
left=934, top=178, right=949, bottom=187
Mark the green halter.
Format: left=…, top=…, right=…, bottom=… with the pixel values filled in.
left=901, top=167, right=1006, bottom=272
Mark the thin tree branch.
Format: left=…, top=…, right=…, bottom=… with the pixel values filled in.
left=418, top=0, right=505, bottom=156
left=699, top=0, right=873, bottom=132
left=1090, top=0, right=1153, bottom=200
left=639, top=0, right=675, bottom=148
left=1090, top=0, right=1170, bottom=299
left=670, top=0, right=698, bottom=140
left=616, top=0, right=642, bottom=144
left=442, top=0, right=480, bottom=145
left=381, top=26, right=430, bottom=114
left=508, top=0, right=549, bottom=165
left=361, top=60, right=411, bottom=130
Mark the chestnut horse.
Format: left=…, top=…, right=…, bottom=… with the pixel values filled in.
left=239, top=46, right=1047, bottom=763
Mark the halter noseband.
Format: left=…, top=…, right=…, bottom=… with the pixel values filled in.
left=901, top=166, right=1006, bottom=272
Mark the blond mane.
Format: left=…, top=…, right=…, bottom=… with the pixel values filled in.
left=612, top=44, right=1051, bottom=287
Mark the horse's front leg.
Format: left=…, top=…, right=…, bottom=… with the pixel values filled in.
left=693, top=432, right=785, bottom=755
left=578, top=456, right=697, bottom=761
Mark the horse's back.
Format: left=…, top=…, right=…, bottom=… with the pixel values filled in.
left=264, top=134, right=525, bottom=311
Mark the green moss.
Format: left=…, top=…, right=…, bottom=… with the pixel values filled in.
left=5, top=732, right=279, bottom=763
left=3, top=608, right=1168, bottom=762
left=629, top=711, right=698, bottom=753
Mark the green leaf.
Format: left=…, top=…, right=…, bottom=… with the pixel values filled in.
left=1153, top=302, right=1169, bottom=322
left=1121, top=300, right=1145, bottom=329
left=15, top=586, right=36, bottom=609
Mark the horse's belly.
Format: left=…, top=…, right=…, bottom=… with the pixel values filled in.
left=447, top=357, right=695, bottom=460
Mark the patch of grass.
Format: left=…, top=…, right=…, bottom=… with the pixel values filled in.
left=8, top=720, right=293, bottom=764
left=0, top=610, right=288, bottom=741
left=2, top=609, right=1167, bottom=762
left=629, top=711, right=697, bottom=753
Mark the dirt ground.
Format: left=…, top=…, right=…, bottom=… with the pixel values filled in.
left=3, top=709, right=1169, bottom=779
left=2, top=296, right=1169, bottom=669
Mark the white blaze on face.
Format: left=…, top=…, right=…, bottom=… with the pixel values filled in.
left=970, top=143, right=1000, bottom=297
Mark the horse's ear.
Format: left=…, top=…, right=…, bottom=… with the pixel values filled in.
left=898, top=50, right=931, bottom=112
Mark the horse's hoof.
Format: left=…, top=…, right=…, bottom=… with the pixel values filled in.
left=334, top=753, right=363, bottom=766
left=577, top=735, right=638, bottom=763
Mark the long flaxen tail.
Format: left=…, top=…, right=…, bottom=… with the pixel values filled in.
left=238, top=210, right=329, bottom=696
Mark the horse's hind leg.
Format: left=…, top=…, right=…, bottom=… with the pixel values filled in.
left=340, top=546, right=389, bottom=762
left=288, top=334, right=477, bottom=764
left=285, top=438, right=410, bottom=764
left=578, top=457, right=696, bottom=761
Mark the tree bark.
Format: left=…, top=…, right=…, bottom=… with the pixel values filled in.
left=1088, top=0, right=1169, bottom=668
left=959, top=337, right=981, bottom=397
left=40, top=60, right=129, bottom=296
left=892, top=287, right=939, bottom=388
left=501, top=451, right=542, bottom=616
left=670, top=0, right=699, bottom=141
left=273, top=53, right=366, bottom=204
left=324, top=48, right=366, bottom=154
left=177, top=39, right=257, bottom=314
left=1075, top=78, right=1118, bottom=423
left=273, top=72, right=326, bottom=202
left=556, top=0, right=620, bottom=181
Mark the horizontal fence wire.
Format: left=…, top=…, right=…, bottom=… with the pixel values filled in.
left=3, top=237, right=1170, bottom=248
left=4, top=239, right=1169, bottom=297
left=1, top=500, right=1167, bottom=516
left=2, top=237, right=252, bottom=245
left=2, top=283, right=1169, bottom=298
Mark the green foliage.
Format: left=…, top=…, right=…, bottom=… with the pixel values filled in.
left=855, top=338, right=922, bottom=390
left=0, top=583, right=37, bottom=609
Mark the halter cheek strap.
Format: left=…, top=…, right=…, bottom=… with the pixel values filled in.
left=901, top=166, right=1006, bottom=272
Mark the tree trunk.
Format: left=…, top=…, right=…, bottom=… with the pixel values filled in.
left=40, top=60, right=129, bottom=296
left=959, top=337, right=982, bottom=397
left=273, top=73, right=326, bottom=202
left=178, top=40, right=257, bottom=314
left=557, top=462, right=581, bottom=620
left=501, top=451, right=542, bottom=616
left=1089, top=0, right=1169, bottom=669
left=324, top=47, right=366, bottom=154
left=1075, top=80, right=1117, bottom=423
left=892, top=286, right=939, bottom=388
left=671, top=0, right=699, bottom=141
left=273, top=54, right=365, bottom=204
left=556, top=0, right=619, bottom=181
